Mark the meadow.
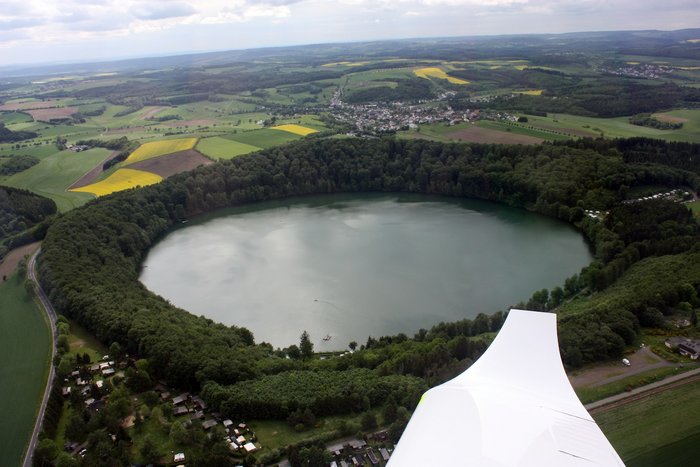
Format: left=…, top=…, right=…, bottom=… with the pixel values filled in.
left=196, top=137, right=261, bottom=160
left=70, top=168, right=163, bottom=197
left=2, top=147, right=110, bottom=212
left=0, top=274, right=51, bottom=467
left=224, top=128, right=302, bottom=148
left=595, top=379, right=700, bottom=465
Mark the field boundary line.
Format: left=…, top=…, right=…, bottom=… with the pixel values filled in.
left=22, top=247, right=57, bottom=467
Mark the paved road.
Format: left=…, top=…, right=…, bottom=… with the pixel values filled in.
left=23, top=246, right=57, bottom=467
left=585, top=367, right=700, bottom=414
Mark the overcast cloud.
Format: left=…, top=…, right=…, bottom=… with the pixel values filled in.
left=0, top=0, right=696, bottom=66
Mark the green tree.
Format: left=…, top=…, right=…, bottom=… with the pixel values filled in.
left=139, top=435, right=161, bottom=464
left=691, top=309, right=698, bottom=327
left=170, top=420, right=189, bottom=445
left=382, top=395, right=399, bottom=424
left=286, top=344, right=301, bottom=360
left=349, top=341, right=357, bottom=351
left=300, top=330, right=314, bottom=359
left=361, top=411, right=378, bottom=431
left=34, top=438, right=58, bottom=466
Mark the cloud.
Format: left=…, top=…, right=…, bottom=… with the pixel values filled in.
left=133, top=2, right=197, bottom=21
left=0, top=0, right=698, bottom=65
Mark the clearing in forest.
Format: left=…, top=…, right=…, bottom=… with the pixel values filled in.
left=514, top=89, right=543, bottom=96
left=69, top=168, right=162, bottom=197
left=414, top=67, right=469, bottom=85
left=270, top=124, right=319, bottom=136
left=124, top=138, right=198, bottom=164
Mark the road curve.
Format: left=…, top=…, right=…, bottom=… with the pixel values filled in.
left=22, top=246, right=57, bottom=467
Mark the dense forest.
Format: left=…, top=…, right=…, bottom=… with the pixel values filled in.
left=38, top=137, right=700, bottom=421
left=0, top=186, right=56, bottom=259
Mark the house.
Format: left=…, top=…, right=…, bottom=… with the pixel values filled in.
left=101, top=368, right=115, bottom=377
left=236, top=435, right=246, bottom=444
left=223, top=419, right=233, bottom=428
left=172, top=393, right=189, bottom=405
left=665, top=337, right=700, bottom=359
left=202, top=419, right=218, bottom=430
left=174, top=406, right=189, bottom=416
left=243, top=442, right=257, bottom=453
left=174, top=452, right=185, bottom=462
left=160, top=391, right=171, bottom=401
left=95, top=380, right=104, bottom=389
left=379, top=448, right=390, bottom=461
left=62, top=387, right=71, bottom=397
left=192, top=395, right=208, bottom=410
left=190, top=411, right=204, bottom=420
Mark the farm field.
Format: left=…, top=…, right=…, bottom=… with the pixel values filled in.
left=2, top=147, right=110, bottom=211
left=595, top=379, right=700, bottom=465
left=70, top=168, right=163, bottom=197
left=124, top=137, right=198, bottom=164
left=522, top=111, right=700, bottom=142
left=0, top=274, right=51, bottom=467
left=413, top=67, right=470, bottom=85
left=271, top=124, right=319, bottom=136
left=224, top=128, right=302, bottom=148
left=127, top=150, right=213, bottom=178
left=196, top=136, right=261, bottom=159
left=399, top=121, right=551, bottom=144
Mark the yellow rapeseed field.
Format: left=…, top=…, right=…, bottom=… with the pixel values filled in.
left=414, top=67, right=469, bottom=85
left=125, top=138, right=197, bottom=164
left=271, top=124, right=319, bottom=136
left=70, top=168, right=163, bottom=197
left=514, top=90, right=544, bottom=96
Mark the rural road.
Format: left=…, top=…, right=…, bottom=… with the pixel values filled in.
left=23, top=246, right=57, bottom=467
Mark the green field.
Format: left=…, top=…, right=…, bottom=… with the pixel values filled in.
left=225, top=128, right=302, bottom=148
left=2, top=147, right=110, bottom=211
left=686, top=200, right=700, bottom=217
left=595, top=379, right=700, bottom=465
left=0, top=274, right=51, bottom=467
left=0, top=111, right=33, bottom=125
left=196, top=136, right=261, bottom=160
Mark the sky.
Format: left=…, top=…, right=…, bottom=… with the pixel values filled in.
left=0, top=0, right=697, bottom=66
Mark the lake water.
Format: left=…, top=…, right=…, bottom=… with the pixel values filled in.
left=140, top=194, right=592, bottom=350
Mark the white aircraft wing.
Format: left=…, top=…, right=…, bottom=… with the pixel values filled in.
left=388, top=309, right=625, bottom=467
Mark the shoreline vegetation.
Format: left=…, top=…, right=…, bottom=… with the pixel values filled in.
left=38, top=137, right=700, bottom=393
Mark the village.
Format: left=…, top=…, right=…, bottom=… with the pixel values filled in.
left=58, top=351, right=398, bottom=466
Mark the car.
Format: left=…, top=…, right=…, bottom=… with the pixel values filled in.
left=622, top=358, right=631, bottom=366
